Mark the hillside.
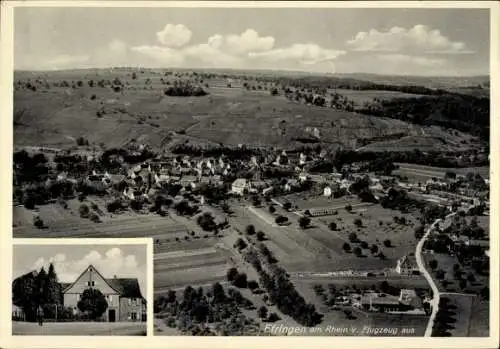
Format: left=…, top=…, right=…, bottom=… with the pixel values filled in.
left=13, top=69, right=482, bottom=152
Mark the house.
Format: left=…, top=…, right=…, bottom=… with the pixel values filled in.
left=395, top=254, right=420, bottom=275
left=298, top=172, right=309, bottom=183
left=180, top=175, right=198, bottom=189
left=353, top=293, right=402, bottom=312
left=231, top=178, right=250, bottom=195
left=323, top=186, right=332, bottom=197
left=353, top=290, right=423, bottom=313
left=61, top=265, right=146, bottom=322
left=399, top=289, right=423, bottom=309
left=12, top=304, right=25, bottom=320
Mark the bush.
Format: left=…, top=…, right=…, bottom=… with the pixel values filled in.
left=226, top=267, right=239, bottom=282
left=353, top=247, right=362, bottom=257
left=360, top=241, right=369, bottom=249
left=33, top=216, right=44, bottom=229
left=329, top=222, right=337, bottom=231
left=233, top=272, right=248, bottom=288
left=90, top=213, right=101, bottom=223
left=342, top=242, right=351, bottom=252
left=299, top=216, right=311, bottom=229
left=345, top=204, right=352, bottom=212
left=353, top=218, right=362, bottom=227
left=79, top=204, right=90, bottom=218
left=383, top=239, right=392, bottom=247
left=256, top=231, right=266, bottom=241
left=247, top=280, right=259, bottom=290
left=246, top=225, right=256, bottom=235
left=269, top=205, right=276, bottom=214
left=348, top=232, right=358, bottom=243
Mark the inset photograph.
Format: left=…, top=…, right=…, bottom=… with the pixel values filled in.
left=12, top=241, right=150, bottom=336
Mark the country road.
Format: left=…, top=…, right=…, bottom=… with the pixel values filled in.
left=416, top=210, right=460, bottom=337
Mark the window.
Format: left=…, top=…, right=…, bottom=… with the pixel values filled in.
left=131, top=312, right=137, bottom=320
left=108, top=295, right=113, bottom=303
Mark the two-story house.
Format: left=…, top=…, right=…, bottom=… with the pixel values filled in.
left=61, top=265, right=145, bottom=322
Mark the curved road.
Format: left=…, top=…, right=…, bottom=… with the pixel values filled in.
left=416, top=211, right=459, bottom=337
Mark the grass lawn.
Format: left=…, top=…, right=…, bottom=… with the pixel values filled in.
left=467, top=299, right=490, bottom=337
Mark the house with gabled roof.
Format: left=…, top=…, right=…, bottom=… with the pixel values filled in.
left=61, top=265, right=145, bottom=322
left=395, top=254, right=419, bottom=275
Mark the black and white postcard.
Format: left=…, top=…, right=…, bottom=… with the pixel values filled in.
left=1, top=1, right=498, bottom=349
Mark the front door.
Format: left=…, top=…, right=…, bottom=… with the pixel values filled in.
left=108, top=309, right=116, bottom=322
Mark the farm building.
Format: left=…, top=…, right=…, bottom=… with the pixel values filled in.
left=395, top=254, right=420, bottom=275
left=231, top=178, right=250, bottom=195
left=61, top=265, right=146, bottom=322
left=353, top=290, right=423, bottom=313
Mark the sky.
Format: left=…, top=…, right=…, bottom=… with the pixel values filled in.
left=14, top=7, right=490, bottom=76
left=13, top=244, right=148, bottom=298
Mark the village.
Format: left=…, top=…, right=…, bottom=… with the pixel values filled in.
left=12, top=138, right=490, bottom=336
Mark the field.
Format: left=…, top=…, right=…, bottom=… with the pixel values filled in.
left=12, top=321, right=147, bottom=336
left=231, top=198, right=419, bottom=273
left=331, top=88, right=424, bottom=106
left=439, top=294, right=477, bottom=337
left=13, top=202, right=192, bottom=239
left=14, top=69, right=479, bottom=152
left=394, top=163, right=490, bottom=182
left=154, top=239, right=235, bottom=292
left=468, top=299, right=490, bottom=337
left=276, top=194, right=364, bottom=211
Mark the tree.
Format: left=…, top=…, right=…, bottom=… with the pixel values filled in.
left=383, top=239, right=392, bottom=248
left=258, top=306, right=268, bottom=320
left=234, top=238, right=248, bottom=250
left=221, top=202, right=231, bottom=214
left=247, top=280, right=259, bottom=290
left=414, top=225, right=425, bottom=240
left=354, top=218, right=363, bottom=227
left=46, top=263, right=62, bottom=308
left=345, top=204, right=352, bottom=212
left=370, top=244, right=379, bottom=254
left=79, top=204, right=90, bottom=218
left=299, top=216, right=311, bottom=229
left=342, top=243, right=351, bottom=252
left=348, top=232, right=358, bottom=243
left=329, top=222, right=337, bottom=231
left=283, top=202, right=292, bottom=211
left=33, top=216, right=44, bottom=229
left=246, top=225, right=256, bottom=236
left=353, top=247, right=362, bottom=257
left=233, top=273, right=248, bottom=288
left=459, top=278, right=467, bottom=290
left=269, top=205, right=276, bottom=214
left=256, top=231, right=266, bottom=241
left=480, top=286, right=489, bottom=300
left=77, top=288, right=108, bottom=319
left=226, top=267, right=239, bottom=282
left=268, top=312, right=280, bottom=322
left=429, top=259, right=438, bottom=271
left=360, top=241, right=368, bottom=249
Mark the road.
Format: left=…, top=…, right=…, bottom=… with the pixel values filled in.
left=12, top=321, right=147, bottom=336
left=416, top=210, right=458, bottom=337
